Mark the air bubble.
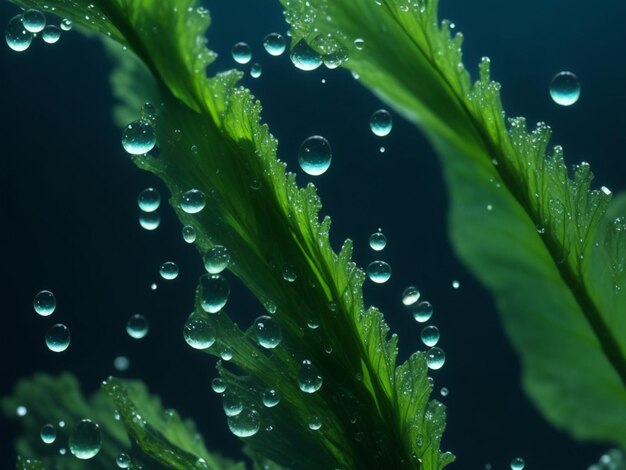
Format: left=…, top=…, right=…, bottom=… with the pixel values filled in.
left=211, top=378, right=227, bottom=393
left=203, top=245, right=231, bottom=274
left=298, top=135, right=332, bottom=176
left=426, top=347, right=446, bottom=370
left=126, top=314, right=149, bottom=339
left=200, top=274, right=230, bottom=313
left=40, top=424, right=56, bottom=444
left=402, top=286, right=420, bottom=306
left=369, top=230, right=387, bottom=251
left=121, top=119, right=156, bottom=155
left=180, top=189, right=206, bottom=214
left=223, top=393, right=243, bottom=417
left=298, top=360, right=323, bottom=393
left=421, top=325, right=440, bottom=347
left=34, top=290, right=56, bottom=316
left=42, top=25, right=61, bottom=44
left=367, top=261, right=392, bottom=283
left=370, top=109, right=393, bottom=136
left=116, top=453, right=131, bottom=468
left=69, top=419, right=102, bottom=460
left=250, top=63, right=262, bottom=78
left=139, top=211, right=160, bottom=230
left=290, top=39, right=322, bottom=71
left=227, top=408, right=260, bottom=437
left=262, top=388, right=281, bottom=407
left=45, top=324, right=70, bottom=352
left=5, top=15, right=33, bottom=52
left=412, top=301, right=433, bottom=323
left=231, top=42, right=252, bottom=64
left=183, top=314, right=215, bottom=349
left=254, top=315, right=282, bottom=349
left=182, top=225, right=196, bottom=243
left=550, top=71, right=580, bottom=106
left=22, top=9, right=46, bottom=33
left=510, top=458, right=525, bottom=470
left=263, top=33, right=286, bottom=56
left=60, top=18, right=72, bottom=31
left=137, top=187, right=160, bottom=212
left=159, top=261, right=179, bottom=280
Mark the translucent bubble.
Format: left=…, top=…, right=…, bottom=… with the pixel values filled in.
left=308, top=416, right=322, bottom=431
left=550, top=71, right=580, bottom=106
left=412, top=301, right=433, bottom=323
left=113, top=356, right=130, bottom=371
left=116, top=453, right=131, bottom=468
left=426, top=347, right=446, bottom=370
left=22, top=9, right=46, bottom=33
left=298, top=360, right=323, bottom=393
left=182, top=225, right=196, bottom=243
left=440, top=387, right=449, bottom=397
left=298, top=135, right=332, bottom=176
left=60, top=18, right=72, bottom=31
left=159, top=261, right=179, bottom=280
left=281, top=266, right=297, bottom=282
left=227, top=408, right=260, bottom=437
left=45, top=324, right=70, bottom=352
left=231, top=42, right=252, bottom=64
left=402, top=286, right=420, bottom=306
left=262, top=388, right=281, bottom=407
left=40, top=423, right=56, bottom=444
left=510, top=458, right=525, bottom=470
left=369, top=230, right=387, bottom=251
left=180, top=189, right=206, bottom=214
left=367, top=261, right=392, bottom=284
left=370, top=109, right=393, bottom=136
left=421, top=325, right=440, bottom=347
left=139, top=211, right=160, bottom=230
left=452, top=280, right=460, bottom=289
left=183, top=314, right=216, bottom=349
left=121, top=119, right=156, bottom=155
left=42, top=25, right=61, bottom=44
left=250, top=63, right=262, bottom=78
left=211, top=378, right=227, bottom=394
left=137, top=187, right=160, bottom=212
left=263, top=32, right=286, bottom=56
left=5, top=15, right=33, bottom=52
left=254, top=315, right=282, bottom=349
left=203, top=245, right=231, bottom=274
left=200, top=274, right=230, bottom=313
left=219, top=347, right=233, bottom=361
left=354, top=38, right=365, bottom=50
left=69, top=419, right=102, bottom=460
left=223, top=393, right=243, bottom=417
left=290, top=39, right=322, bottom=71
left=16, top=405, right=27, bottom=417
left=310, top=33, right=349, bottom=69
left=34, top=290, right=56, bottom=316
left=126, top=314, right=149, bottom=339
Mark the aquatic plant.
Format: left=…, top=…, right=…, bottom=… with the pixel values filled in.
left=2, top=0, right=624, bottom=469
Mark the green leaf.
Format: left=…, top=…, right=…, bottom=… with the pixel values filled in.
left=7, top=0, right=451, bottom=468
left=280, top=0, right=626, bottom=448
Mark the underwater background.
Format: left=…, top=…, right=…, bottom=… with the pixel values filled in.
left=1, top=0, right=625, bottom=468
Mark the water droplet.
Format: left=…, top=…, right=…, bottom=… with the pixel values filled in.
left=281, top=266, right=297, bottom=282
left=440, top=387, right=449, bottom=397
left=550, top=71, right=580, bottom=106
left=113, top=356, right=129, bottom=371
left=150, top=283, right=157, bottom=290
left=139, top=211, right=160, bottom=230
left=203, top=245, right=231, bottom=274
left=40, top=424, right=56, bottom=444
left=426, top=347, right=446, bottom=370
left=367, top=261, right=392, bottom=283
left=231, top=42, right=252, bottom=64
left=223, top=393, right=243, bottom=417
left=45, top=324, right=70, bottom=352
left=452, top=280, right=460, bottom=289
left=369, top=230, right=387, bottom=251
left=60, top=18, right=72, bottom=31
left=227, top=408, right=260, bottom=437
left=69, top=419, right=102, bottom=460
left=250, top=62, right=262, bottom=78
left=183, top=314, right=216, bottom=349
left=421, top=325, right=440, bottom=347
left=354, top=38, right=364, bottom=50
left=34, top=290, right=56, bottom=316
left=290, top=39, right=322, bottom=71
left=254, top=315, right=282, bottom=349
left=200, top=274, right=230, bottom=313
left=23, top=9, right=46, bottom=33
left=370, top=109, right=393, bottom=136
left=116, top=453, right=131, bottom=468
left=308, top=416, right=322, bottom=430
left=262, top=388, right=281, bottom=407
left=5, top=15, right=33, bottom=52
left=126, top=314, right=149, bottom=339
left=298, top=360, right=323, bottom=393
left=159, top=261, right=179, bottom=280
left=182, top=225, right=196, bottom=243
left=263, top=32, right=286, bottom=56
left=137, top=187, right=160, bottom=212
left=211, top=378, right=227, bottom=394
left=298, top=135, right=332, bottom=176
left=180, top=189, right=206, bottom=214
left=412, top=301, right=433, bottom=323
left=220, top=347, right=233, bottom=361
left=510, top=457, right=525, bottom=470
left=402, top=286, right=420, bottom=306
left=42, top=25, right=61, bottom=44
left=16, top=405, right=27, bottom=417
left=121, top=119, right=156, bottom=155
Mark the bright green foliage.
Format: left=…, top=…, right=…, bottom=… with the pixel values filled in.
left=280, top=0, right=626, bottom=448
left=6, top=0, right=451, bottom=468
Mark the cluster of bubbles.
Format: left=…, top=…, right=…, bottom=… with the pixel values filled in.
left=5, top=10, right=69, bottom=52
left=588, top=449, right=624, bottom=470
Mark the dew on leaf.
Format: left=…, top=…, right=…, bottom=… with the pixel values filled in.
left=211, top=378, right=227, bottom=394
left=203, top=245, right=231, bottom=274
left=182, top=225, right=196, bottom=243
left=227, top=408, right=260, bottom=437
left=262, top=388, right=281, bottom=407
left=290, top=39, right=322, bottom=71
left=254, top=315, right=282, bottom=349
left=298, top=360, right=323, bottom=393
left=121, top=119, right=156, bottom=155
left=200, top=274, right=230, bottom=313
left=159, top=261, right=179, bottom=280
left=183, top=314, right=215, bottom=349
left=180, top=189, right=206, bottom=214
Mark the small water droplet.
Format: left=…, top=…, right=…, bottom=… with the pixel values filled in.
left=69, top=419, right=102, bottom=460
left=402, top=286, right=420, bottom=306
left=60, top=18, right=72, bottom=31
left=139, top=211, right=160, bottom=230
left=367, top=260, right=392, bottom=283
left=227, top=408, right=260, bottom=437
left=180, top=189, right=206, bottom=214
left=250, top=62, right=262, bottom=78
left=182, top=225, right=196, bottom=243
left=452, top=280, right=460, bottom=289
left=40, top=424, right=56, bottom=444
left=290, top=39, right=322, bottom=71
left=231, top=42, right=252, bottom=64
left=412, top=301, right=433, bottom=323
left=183, top=314, right=216, bottom=349
left=34, top=290, right=56, bottom=316
left=137, top=187, right=160, bottom=212
left=116, top=453, right=131, bottom=468
left=126, top=314, right=149, bottom=339
left=281, top=266, right=297, bottom=282
left=211, top=378, right=227, bottom=393
left=223, top=393, right=243, bottom=417
left=369, top=230, right=387, bottom=251
left=263, top=32, right=286, bottom=56
left=298, top=135, right=332, bottom=176
left=5, top=15, right=33, bottom=52
left=421, top=325, right=440, bottom=347
left=354, top=38, right=364, bottom=50
left=121, top=119, right=156, bottom=155
left=45, top=324, right=70, bottom=352
left=113, top=356, right=130, bottom=371
left=440, top=387, right=449, bottom=397
left=262, top=388, right=281, bottom=407
left=159, top=261, right=179, bottom=280
left=200, top=274, right=230, bottom=313
left=308, top=416, right=322, bottom=431
left=220, top=347, right=233, bottom=361
left=42, top=25, right=61, bottom=44
left=254, top=315, right=282, bottom=349
left=426, top=347, right=446, bottom=370
left=510, top=457, right=525, bottom=470
left=370, top=109, right=393, bottom=136
left=298, top=360, right=323, bottom=393
left=550, top=71, right=580, bottom=106
left=23, top=9, right=46, bottom=33
left=203, top=245, right=231, bottom=274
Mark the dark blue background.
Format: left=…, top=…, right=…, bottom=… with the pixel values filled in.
left=1, top=0, right=624, bottom=468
